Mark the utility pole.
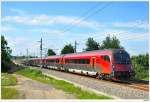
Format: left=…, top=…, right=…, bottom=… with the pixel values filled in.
left=43, top=48, right=47, bottom=57
left=26, top=48, right=28, bottom=65
left=40, top=38, right=42, bottom=68
left=38, top=38, right=43, bottom=68
left=74, top=40, right=78, bottom=53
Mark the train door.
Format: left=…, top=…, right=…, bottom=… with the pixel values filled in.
left=92, top=57, right=96, bottom=68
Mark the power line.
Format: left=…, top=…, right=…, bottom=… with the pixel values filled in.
left=60, top=3, right=101, bottom=31
left=61, top=2, right=112, bottom=33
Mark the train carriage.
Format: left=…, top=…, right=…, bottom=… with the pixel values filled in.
left=45, top=55, right=63, bottom=70
left=27, top=49, right=132, bottom=81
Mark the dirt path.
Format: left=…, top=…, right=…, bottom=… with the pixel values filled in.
left=10, top=74, right=75, bottom=99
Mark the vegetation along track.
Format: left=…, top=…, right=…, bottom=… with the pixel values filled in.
left=38, top=66, right=149, bottom=92
left=28, top=66, right=148, bottom=99
left=20, top=64, right=149, bottom=92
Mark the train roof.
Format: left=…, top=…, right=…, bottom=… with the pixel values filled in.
left=46, top=55, right=63, bottom=59
left=31, top=49, right=126, bottom=60
left=63, top=49, right=125, bottom=56
left=47, top=49, right=126, bottom=59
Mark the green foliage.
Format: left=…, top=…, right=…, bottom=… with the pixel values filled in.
left=131, top=53, right=149, bottom=80
left=100, top=35, right=123, bottom=49
left=1, top=87, right=20, bottom=99
left=1, top=73, right=17, bottom=86
left=61, top=44, right=74, bottom=54
left=1, top=35, right=12, bottom=72
left=16, top=68, right=43, bottom=77
left=85, top=37, right=99, bottom=51
left=16, top=68, right=112, bottom=99
left=47, top=49, right=56, bottom=56
left=1, top=73, right=22, bottom=99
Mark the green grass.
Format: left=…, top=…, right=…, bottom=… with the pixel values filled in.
left=142, top=77, right=149, bottom=81
left=1, top=73, right=17, bottom=86
left=1, top=87, right=20, bottom=99
left=1, top=73, right=22, bottom=99
left=16, top=68, right=112, bottom=99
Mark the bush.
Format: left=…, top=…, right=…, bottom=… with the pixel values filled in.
left=131, top=53, right=149, bottom=80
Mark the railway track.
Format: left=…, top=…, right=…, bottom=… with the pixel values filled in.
left=17, top=62, right=148, bottom=92
left=34, top=66, right=149, bottom=92
left=14, top=60, right=149, bottom=92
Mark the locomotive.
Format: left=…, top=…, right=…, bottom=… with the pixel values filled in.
left=27, top=49, right=132, bottom=80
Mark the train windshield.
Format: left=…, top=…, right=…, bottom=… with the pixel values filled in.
left=114, top=51, right=131, bottom=64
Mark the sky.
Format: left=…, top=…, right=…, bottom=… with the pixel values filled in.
left=1, top=1, right=149, bottom=57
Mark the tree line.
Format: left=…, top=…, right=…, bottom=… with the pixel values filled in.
left=1, top=35, right=13, bottom=72
left=47, top=35, right=123, bottom=56
left=131, top=53, right=149, bottom=80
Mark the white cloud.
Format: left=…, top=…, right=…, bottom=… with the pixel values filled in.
left=9, top=8, right=26, bottom=15
left=30, top=28, right=65, bottom=35
left=1, top=26, right=16, bottom=32
left=6, top=36, right=40, bottom=56
left=2, top=15, right=103, bottom=30
left=112, top=20, right=148, bottom=29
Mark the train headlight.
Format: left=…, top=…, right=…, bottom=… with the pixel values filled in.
left=112, top=65, right=115, bottom=70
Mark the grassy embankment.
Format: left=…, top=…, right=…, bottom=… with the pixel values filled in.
left=1, top=73, right=21, bottom=99
left=16, top=67, right=112, bottom=99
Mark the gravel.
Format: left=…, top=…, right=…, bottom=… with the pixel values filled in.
left=32, top=67, right=149, bottom=99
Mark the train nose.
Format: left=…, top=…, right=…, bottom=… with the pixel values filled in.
left=114, top=64, right=131, bottom=71
left=112, top=64, right=131, bottom=80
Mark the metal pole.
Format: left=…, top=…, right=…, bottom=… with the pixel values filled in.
left=45, top=49, right=47, bottom=57
left=40, top=38, right=42, bottom=68
left=74, top=41, right=76, bottom=53
left=26, top=48, right=28, bottom=65
left=74, top=40, right=78, bottom=53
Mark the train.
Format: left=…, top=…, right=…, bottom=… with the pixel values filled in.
left=26, top=49, right=132, bottom=81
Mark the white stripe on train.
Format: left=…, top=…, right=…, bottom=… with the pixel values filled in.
left=47, top=65, right=97, bottom=76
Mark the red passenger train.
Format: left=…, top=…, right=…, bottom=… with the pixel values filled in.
left=27, top=49, right=132, bottom=80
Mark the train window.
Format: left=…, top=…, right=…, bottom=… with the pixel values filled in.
left=65, top=59, right=68, bottom=63
left=67, top=59, right=73, bottom=63
left=65, top=59, right=89, bottom=64
left=114, top=51, right=131, bottom=64
left=56, top=59, right=59, bottom=63
left=85, top=59, right=90, bottom=64
left=48, top=60, right=55, bottom=63
left=104, top=55, right=110, bottom=62
left=74, top=59, right=80, bottom=64
left=81, top=59, right=85, bottom=64
left=81, top=59, right=90, bottom=64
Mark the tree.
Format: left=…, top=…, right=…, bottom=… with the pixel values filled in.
left=1, top=35, right=12, bottom=72
left=85, top=37, right=99, bottom=51
left=131, top=53, right=149, bottom=80
left=100, top=35, right=123, bottom=49
left=61, top=44, right=74, bottom=54
left=47, top=49, right=56, bottom=56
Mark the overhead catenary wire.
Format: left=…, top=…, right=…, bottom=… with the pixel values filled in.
left=60, top=3, right=101, bottom=31
left=61, top=2, right=112, bottom=33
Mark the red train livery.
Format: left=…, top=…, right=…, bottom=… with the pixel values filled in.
left=27, top=49, right=132, bottom=80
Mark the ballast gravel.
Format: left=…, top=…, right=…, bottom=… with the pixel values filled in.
left=32, top=67, right=149, bottom=99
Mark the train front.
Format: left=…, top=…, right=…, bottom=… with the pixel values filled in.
left=111, top=50, right=132, bottom=80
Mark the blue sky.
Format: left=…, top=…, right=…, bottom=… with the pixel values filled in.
left=1, top=1, right=149, bottom=56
